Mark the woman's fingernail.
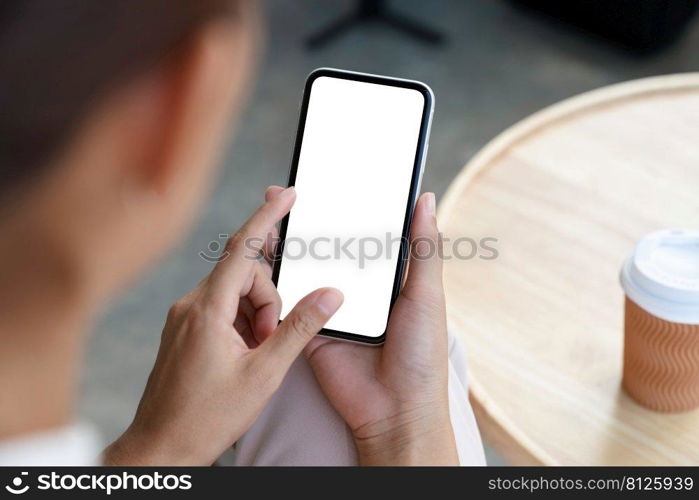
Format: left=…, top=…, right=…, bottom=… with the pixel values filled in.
left=314, top=289, right=344, bottom=315
left=280, top=186, right=295, bottom=198
left=425, top=192, right=436, bottom=216
left=266, top=186, right=283, bottom=200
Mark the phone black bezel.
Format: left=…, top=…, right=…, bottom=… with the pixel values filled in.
left=271, top=68, right=434, bottom=345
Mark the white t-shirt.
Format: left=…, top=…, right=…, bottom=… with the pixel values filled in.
left=0, top=423, right=100, bottom=466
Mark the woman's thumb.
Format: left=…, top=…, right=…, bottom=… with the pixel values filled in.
left=255, top=288, right=343, bottom=369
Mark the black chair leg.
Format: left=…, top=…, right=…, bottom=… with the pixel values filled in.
left=306, top=0, right=446, bottom=49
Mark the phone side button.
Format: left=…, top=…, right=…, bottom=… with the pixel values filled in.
left=416, top=157, right=426, bottom=193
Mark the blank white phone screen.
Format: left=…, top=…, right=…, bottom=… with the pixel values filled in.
left=276, top=76, right=426, bottom=338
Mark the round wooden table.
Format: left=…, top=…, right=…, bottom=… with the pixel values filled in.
left=439, top=74, right=699, bottom=465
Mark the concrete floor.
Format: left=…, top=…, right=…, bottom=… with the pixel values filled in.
left=81, top=0, right=699, bottom=465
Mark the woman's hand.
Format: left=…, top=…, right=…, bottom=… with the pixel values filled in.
left=302, top=191, right=458, bottom=465
left=103, top=187, right=343, bottom=465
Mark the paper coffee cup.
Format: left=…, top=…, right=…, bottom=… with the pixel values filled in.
left=620, top=228, right=699, bottom=412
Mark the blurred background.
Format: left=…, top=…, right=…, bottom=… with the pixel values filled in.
left=82, top=0, right=699, bottom=465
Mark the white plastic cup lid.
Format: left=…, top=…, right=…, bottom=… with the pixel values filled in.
left=620, top=228, right=699, bottom=325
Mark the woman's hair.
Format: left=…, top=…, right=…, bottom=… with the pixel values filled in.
left=0, top=0, right=240, bottom=196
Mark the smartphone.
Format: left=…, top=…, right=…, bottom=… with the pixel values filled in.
left=272, top=68, right=434, bottom=344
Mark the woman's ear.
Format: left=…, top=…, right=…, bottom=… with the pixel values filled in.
left=125, top=18, right=258, bottom=201
left=37, top=14, right=260, bottom=300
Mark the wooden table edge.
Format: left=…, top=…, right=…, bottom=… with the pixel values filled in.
left=439, top=72, right=699, bottom=466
